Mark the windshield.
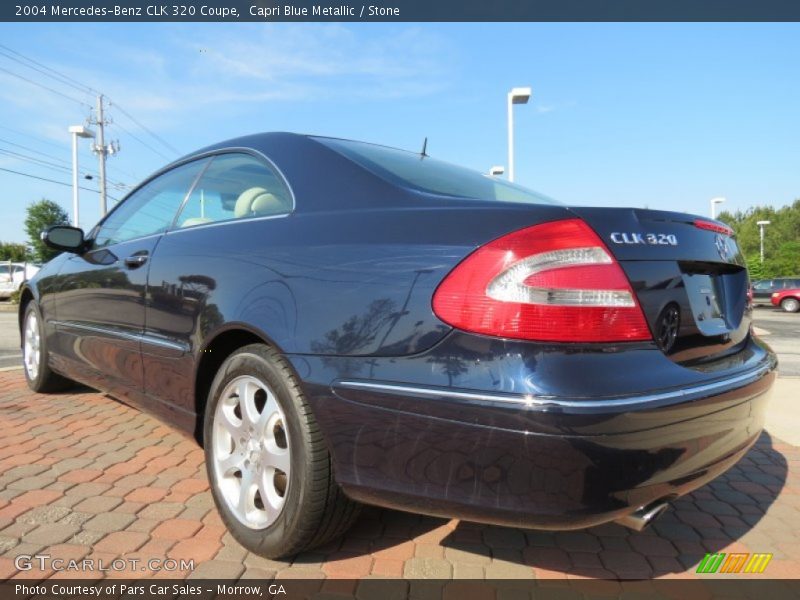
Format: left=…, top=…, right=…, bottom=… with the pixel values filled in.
left=316, top=137, right=560, bottom=206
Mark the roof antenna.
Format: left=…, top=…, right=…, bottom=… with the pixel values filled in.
left=420, top=137, right=428, bottom=158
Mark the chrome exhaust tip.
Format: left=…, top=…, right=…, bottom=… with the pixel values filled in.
left=615, top=501, right=670, bottom=532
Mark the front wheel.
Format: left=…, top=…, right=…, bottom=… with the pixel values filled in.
left=22, top=303, right=71, bottom=392
left=204, top=343, right=360, bottom=558
left=781, top=297, right=800, bottom=313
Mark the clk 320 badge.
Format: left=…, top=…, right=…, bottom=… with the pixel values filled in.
left=610, top=232, right=678, bottom=246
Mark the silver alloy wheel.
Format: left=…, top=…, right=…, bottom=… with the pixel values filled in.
left=23, top=310, right=40, bottom=381
left=212, top=375, right=290, bottom=529
left=782, top=298, right=800, bottom=313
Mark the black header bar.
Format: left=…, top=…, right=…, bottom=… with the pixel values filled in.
left=4, top=0, right=800, bottom=22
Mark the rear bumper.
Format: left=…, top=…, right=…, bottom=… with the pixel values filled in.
left=293, top=335, right=777, bottom=529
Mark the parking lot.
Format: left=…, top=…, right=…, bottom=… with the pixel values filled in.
left=0, top=302, right=799, bottom=585
left=752, top=308, right=800, bottom=377
left=0, top=308, right=19, bottom=370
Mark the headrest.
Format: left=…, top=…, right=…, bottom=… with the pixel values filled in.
left=180, top=217, right=213, bottom=228
left=234, top=187, right=289, bottom=218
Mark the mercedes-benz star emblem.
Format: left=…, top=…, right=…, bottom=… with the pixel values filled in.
left=715, top=234, right=731, bottom=261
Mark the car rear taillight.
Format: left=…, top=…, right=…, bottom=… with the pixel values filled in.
left=693, top=219, right=734, bottom=236
left=432, top=219, right=652, bottom=342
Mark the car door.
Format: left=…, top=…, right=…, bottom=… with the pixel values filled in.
left=143, top=152, right=293, bottom=414
left=49, top=159, right=209, bottom=402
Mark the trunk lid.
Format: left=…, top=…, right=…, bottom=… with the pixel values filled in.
left=567, top=207, right=750, bottom=365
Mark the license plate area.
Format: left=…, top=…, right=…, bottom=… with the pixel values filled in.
left=681, top=272, right=729, bottom=336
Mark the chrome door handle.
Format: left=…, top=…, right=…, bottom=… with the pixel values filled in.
left=124, top=254, right=148, bottom=268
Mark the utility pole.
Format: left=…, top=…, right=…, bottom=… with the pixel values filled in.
left=97, top=95, right=107, bottom=216
left=90, top=95, right=119, bottom=217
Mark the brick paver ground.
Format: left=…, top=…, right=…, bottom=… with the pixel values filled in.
left=1, top=370, right=798, bottom=583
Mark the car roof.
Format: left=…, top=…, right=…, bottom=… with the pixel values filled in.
left=131, top=133, right=415, bottom=214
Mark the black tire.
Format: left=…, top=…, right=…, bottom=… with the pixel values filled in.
left=203, top=343, right=360, bottom=558
left=22, top=302, right=72, bottom=393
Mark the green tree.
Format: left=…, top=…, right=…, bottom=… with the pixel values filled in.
left=24, top=199, right=70, bottom=263
left=0, top=242, right=30, bottom=262
left=718, top=199, right=800, bottom=279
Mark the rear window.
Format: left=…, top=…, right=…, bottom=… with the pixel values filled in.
left=315, top=137, right=560, bottom=206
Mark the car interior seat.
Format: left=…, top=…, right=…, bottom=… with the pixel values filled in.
left=234, top=187, right=290, bottom=219
left=180, top=217, right=214, bottom=228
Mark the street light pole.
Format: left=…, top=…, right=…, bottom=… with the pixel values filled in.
left=757, top=220, right=771, bottom=263
left=710, top=196, right=726, bottom=219
left=68, top=125, right=95, bottom=228
left=507, top=87, right=531, bottom=183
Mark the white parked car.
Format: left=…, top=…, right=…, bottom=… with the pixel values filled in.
left=0, top=262, right=40, bottom=299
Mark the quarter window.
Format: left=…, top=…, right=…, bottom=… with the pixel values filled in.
left=175, top=153, right=292, bottom=229
left=93, top=159, right=208, bottom=247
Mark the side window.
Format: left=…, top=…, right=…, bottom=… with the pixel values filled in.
left=175, top=153, right=292, bottom=229
left=93, top=159, right=209, bottom=247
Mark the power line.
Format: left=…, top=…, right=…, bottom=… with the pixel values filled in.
left=0, top=137, right=129, bottom=186
left=0, top=149, right=107, bottom=189
left=0, top=45, right=171, bottom=191
left=0, top=149, right=103, bottom=185
left=108, top=99, right=181, bottom=156
left=0, top=43, right=96, bottom=94
left=0, top=148, right=73, bottom=173
left=1, top=45, right=180, bottom=160
left=0, top=46, right=95, bottom=97
left=0, top=65, right=92, bottom=108
left=0, top=166, right=117, bottom=200
left=0, top=136, right=68, bottom=164
left=109, top=120, right=172, bottom=161
left=0, top=124, right=66, bottom=150
left=74, top=141, right=138, bottom=184
left=108, top=163, right=141, bottom=182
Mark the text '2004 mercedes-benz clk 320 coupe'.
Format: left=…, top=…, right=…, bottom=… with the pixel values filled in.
left=20, top=133, right=776, bottom=557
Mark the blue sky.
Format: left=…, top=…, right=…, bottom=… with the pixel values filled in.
left=0, top=23, right=798, bottom=245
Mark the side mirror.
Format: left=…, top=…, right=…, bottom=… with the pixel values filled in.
left=42, top=225, right=86, bottom=253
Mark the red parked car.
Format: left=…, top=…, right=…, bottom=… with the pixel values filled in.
left=771, top=288, right=800, bottom=312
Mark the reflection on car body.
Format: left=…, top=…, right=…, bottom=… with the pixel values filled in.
left=771, top=288, right=800, bottom=313
left=752, top=277, right=800, bottom=303
left=19, top=133, right=776, bottom=557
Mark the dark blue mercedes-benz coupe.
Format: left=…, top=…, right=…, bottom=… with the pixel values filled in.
left=20, top=133, right=776, bottom=557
